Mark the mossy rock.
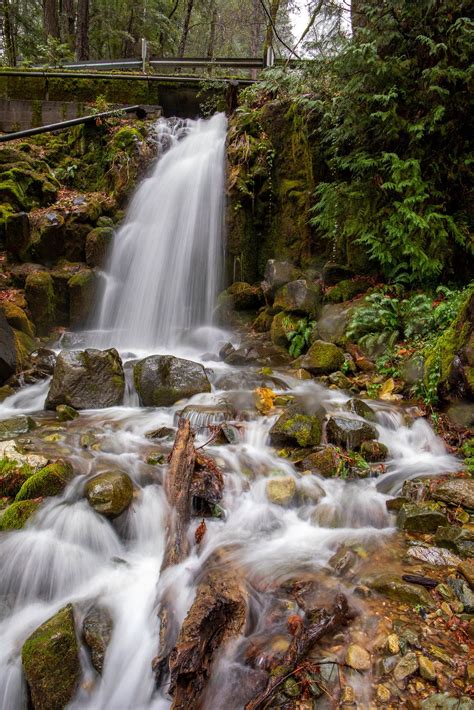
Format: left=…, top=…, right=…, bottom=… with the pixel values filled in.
left=85, top=226, right=114, bottom=268
left=0, top=414, right=36, bottom=441
left=56, top=404, right=79, bottom=421
left=15, top=460, right=73, bottom=501
left=225, top=281, right=264, bottom=311
left=345, top=398, right=376, bottom=422
left=326, top=416, right=377, bottom=450
left=85, top=470, right=133, bottom=518
left=360, top=439, right=388, bottom=462
left=25, top=270, right=57, bottom=336
left=0, top=301, right=35, bottom=337
left=397, top=502, right=448, bottom=533
left=21, top=604, right=80, bottom=710
left=302, top=446, right=342, bottom=477
left=13, top=328, right=38, bottom=371
left=273, top=279, right=321, bottom=317
left=253, top=307, right=273, bottom=332
left=266, top=476, right=297, bottom=506
left=3, top=211, right=31, bottom=257
left=0, top=498, right=42, bottom=530
left=112, top=126, right=143, bottom=150
left=68, top=269, right=97, bottom=328
left=0, top=457, right=35, bottom=496
left=133, top=354, right=211, bottom=407
left=435, top=526, right=474, bottom=558
left=296, top=340, right=345, bottom=375
left=270, top=405, right=322, bottom=448
left=366, top=573, right=435, bottom=609
left=270, top=311, right=300, bottom=348
left=325, top=278, right=370, bottom=304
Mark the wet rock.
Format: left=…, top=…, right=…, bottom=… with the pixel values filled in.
left=15, top=460, right=73, bottom=501
left=85, top=471, right=133, bottom=518
left=297, top=340, right=345, bottom=375
left=82, top=605, right=113, bottom=674
left=219, top=423, right=241, bottom=445
left=56, top=404, right=79, bottom=421
left=345, top=397, right=376, bottom=422
left=0, top=310, right=17, bottom=383
left=273, top=279, right=321, bottom=317
left=225, top=282, right=264, bottom=310
left=316, top=302, right=358, bottom=345
left=68, top=269, right=98, bottom=328
left=85, top=226, right=114, bottom=268
left=432, top=478, right=474, bottom=510
left=458, top=560, right=474, bottom=588
left=435, top=526, right=474, bottom=558
left=22, top=604, right=80, bottom=710
left=421, top=693, right=473, bottom=710
left=397, top=502, right=448, bottom=533
left=0, top=440, right=48, bottom=472
left=393, top=651, right=418, bottom=682
left=146, top=426, right=175, bottom=440
left=266, top=477, right=297, bottom=506
left=366, top=573, right=435, bottom=609
left=448, top=578, right=474, bottom=613
left=30, top=348, right=56, bottom=376
left=133, top=354, right=211, bottom=407
left=419, top=655, right=436, bottom=682
left=325, top=278, right=370, bottom=304
left=270, top=311, right=300, bottom=348
left=445, top=402, right=474, bottom=428
left=0, top=414, right=36, bottom=441
left=263, top=260, right=300, bottom=296
left=224, top=345, right=260, bottom=365
left=270, top=405, right=322, bottom=448
left=386, top=634, right=400, bottom=654
left=283, top=677, right=300, bottom=698
left=1, top=300, right=35, bottom=337
left=0, top=458, right=35, bottom=497
left=406, top=545, right=461, bottom=567
left=328, top=371, right=351, bottom=389
left=0, top=498, right=42, bottom=530
left=326, top=416, right=377, bottom=450
left=178, top=404, right=235, bottom=428
left=46, top=349, right=125, bottom=410
left=4, top=211, right=30, bottom=257
left=25, top=271, right=57, bottom=335
left=302, top=446, right=341, bottom=477
left=360, top=439, right=388, bottom=462
left=252, top=308, right=273, bottom=332
left=345, top=643, right=371, bottom=671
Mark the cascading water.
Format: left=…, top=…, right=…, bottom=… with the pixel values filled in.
left=92, top=113, right=227, bottom=351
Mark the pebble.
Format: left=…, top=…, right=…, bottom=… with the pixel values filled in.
left=376, top=684, right=391, bottom=702
left=418, top=655, right=436, bottom=682
left=340, top=686, right=355, bottom=705
left=386, top=633, right=400, bottom=654
left=345, top=643, right=371, bottom=671
left=467, top=663, right=474, bottom=683
left=458, top=560, right=474, bottom=588
left=393, top=651, right=419, bottom=682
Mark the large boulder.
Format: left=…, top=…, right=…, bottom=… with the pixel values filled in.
left=46, top=349, right=125, bottom=410
left=4, top=211, right=31, bottom=257
left=396, top=502, right=448, bottom=533
left=225, top=282, right=264, bottom=310
left=15, top=460, right=74, bottom=501
left=85, top=470, right=133, bottom=518
left=25, top=271, right=57, bottom=336
left=0, top=499, right=43, bottom=531
left=326, top=416, right=377, bottom=450
left=366, top=573, right=435, bottom=609
left=0, top=309, right=16, bottom=383
left=270, top=405, right=322, bottom=448
left=263, top=260, right=300, bottom=296
left=273, top=279, right=321, bottom=317
left=432, top=478, right=474, bottom=510
left=266, top=477, right=297, bottom=506
left=133, top=355, right=211, bottom=407
left=22, top=604, right=80, bottom=710
left=1, top=300, right=35, bottom=337
left=297, top=340, right=345, bottom=375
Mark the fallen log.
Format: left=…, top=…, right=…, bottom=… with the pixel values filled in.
left=245, top=593, right=353, bottom=710
left=168, top=553, right=247, bottom=710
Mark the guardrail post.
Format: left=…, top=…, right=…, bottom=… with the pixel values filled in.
left=265, top=46, right=275, bottom=68
left=141, top=38, right=148, bottom=73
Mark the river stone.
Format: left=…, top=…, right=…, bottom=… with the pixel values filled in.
left=297, top=340, right=345, bottom=375
left=326, top=416, right=377, bottom=450
left=397, top=502, right=448, bottom=533
left=393, top=651, right=418, bottom=682
left=0, top=498, right=42, bottom=530
left=435, top=526, right=474, bottom=558
left=46, top=349, right=125, bottom=410
left=0, top=310, right=17, bottom=380
left=273, top=279, right=321, bottom=317
left=178, top=404, right=235, bottom=428
left=85, top=471, right=133, bottom=518
left=266, top=477, right=297, bottom=506
left=419, top=655, right=436, bottom=682
left=406, top=545, right=461, bottom=567
left=270, top=405, right=322, bottom=448
left=56, top=404, right=79, bottom=421
left=302, top=446, right=341, bottom=477
left=0, top=414, right=36, bottom=441
left=448, top=578, right=474, bottom=613
left=360, top=439, right=388, bottom=462
left=432, top=479, right=474, bottom=510
left=316, top=302, right=355, bottom=345
left=366, top=573, right=435, bottom=609
left=30, top=348, right=57, bottom=376
left=458, top=560, right=474, bottom=588
left=133, top=355, right=211, bottom=407
left=263, top=260, right=300, bottom=296
left=0, top=440, right=48, bottom=472
left=82, top=605, right=113, bottom=674
left=345, top=644, right=371, bottom=671
left=22, top=604, right=80, bottom=710
left=15, top=460, right=73, bottom=501
left=421, top=694, right=474, bottom=710
left=345, top=398, right=376, bottom=422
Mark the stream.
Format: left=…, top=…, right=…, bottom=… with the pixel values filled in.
left=0, top=114, right=462, bottom=709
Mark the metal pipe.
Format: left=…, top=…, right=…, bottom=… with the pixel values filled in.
left=0, top=70, right=256, bottom=85
left=0, top=104, right=146, bottom=143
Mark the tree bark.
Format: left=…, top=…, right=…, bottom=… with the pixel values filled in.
left=206, top=2, right=217, bottom=58
left=178, top=0, right=194, bottom=56
left=75, top=0, right=89, bottom=59
left=43, top=0, right=60, bottom=38
left=2, top=0, right=16, bottom=66
left=263, top=0, right=280, bottom=53
left=60, top=0, right=75, bottom=46
left=351, top=0, right=367, bottom=38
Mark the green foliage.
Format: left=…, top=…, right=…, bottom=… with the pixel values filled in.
left=284, top=317, right=315, bottom=358
left=36, top=37, right=73, bottom=66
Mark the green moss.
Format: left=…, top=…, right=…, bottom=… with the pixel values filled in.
left=25, top=271, right=57, bottom=336
left=0, top=457, right=35, bottom=497
left=270, top=311, right=300, bottom=347
left=31, top=99, right=43, bottom=127
left=326, top=279, right=371, bottom=304
left=112, top=126, right=142, bottom=150
left=0, top=498, right=42, bottom=530
left=15, top=461, right=73, bottom=501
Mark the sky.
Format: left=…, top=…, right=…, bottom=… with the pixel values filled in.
left=290, top=1, right=312, bottom=43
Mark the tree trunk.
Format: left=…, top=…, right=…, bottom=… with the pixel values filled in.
left=263, top=0, right=280, bottom=52
left=2, top=0, right=16, bottom=66
left=206, top=2, right=217, bottom=58
left=43, top=0, right=60, bottom=38
left=178, top=0, right=194, bottom=57
left=75, top=0, right=89, bottom=59
left=60, top=0, right=75, bottom=45
left=122, top=6, right=135, bottom=58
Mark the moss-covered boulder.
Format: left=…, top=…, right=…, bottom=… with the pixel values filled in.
left=30, top=211, right=66, bottom=263
left=432, top=478, right=474, bottom=510
left=225, top=281, right=264, bottom=310
left=82, top=605, right=113, bottom=674
left=85, top=226, right=114, bottom=268
left=345, top=398, right=376, bottom=422
left=4, top=211, right=31, bottom=257
left=85, top=470, right=133, bottom=518
left=0, top=300, right=35, bottom=337
left=326, top=416, right=377, bottom=450
left=253, top=308, right=273, bottom=332
left=360, top=439, right=388, bottom=462
left=0, top=498, right=42, bottom=530
left=366, top=573, right=435, bottom=609
left=13, top=328, right=38, bottom=371
left=266, top=476, right=297, bottom=506
left=0, top=414, right=36, bottom=441
left=15, top=460, right=73, bottom=501
left=133, top=355, right=211, bottom=407
left=68, top=269, right=97, bottom=328
left=46, top=349, right=125, bottom=410
left=22, top=604, right=80, bottom=710
left=325, top=278, right=370, bottom=304
left=270, top=311, right=300, bottom=348
left=297, top=340, right=345, bottom=375
left=56, top=404, right=79, bottom=422
left=25, top=271, right=56, bottom=335
left=270, top=405, right=322, bottom=448
left=263, top=260, right=300, bottom=296
left=424, top=289, right=474, bottom=401
left=397, top=502, right=448, bottom=533
left=0, top=309, right=17, bottom=383
left=273, top=279, right=321, bottom=317
left=0, top=457, right=34, bottom=496
left=302, top=446, right=342, bottom=477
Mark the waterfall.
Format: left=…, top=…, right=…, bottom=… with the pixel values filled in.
left=92, top=113, right=227, bottom=352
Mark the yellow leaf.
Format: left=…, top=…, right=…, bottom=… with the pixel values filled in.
left=379, top=378, right=396, bottom=400
left=254, top=387, right=276, bottom=415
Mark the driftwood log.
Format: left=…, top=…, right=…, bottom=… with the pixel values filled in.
left=245, top=593, right=353, bottom=710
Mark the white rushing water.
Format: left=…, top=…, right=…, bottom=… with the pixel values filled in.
left=0, top=114, right=462, bottom=709
left=92, top=113, right=227, bottom=351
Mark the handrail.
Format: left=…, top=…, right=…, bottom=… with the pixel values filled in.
left=0, top=69, right=256, bottom=85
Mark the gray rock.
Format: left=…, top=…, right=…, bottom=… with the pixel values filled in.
left=421, top=693, right=474, bottom=710
left=82, top=605, right=113, bottom=674
left=0, top=309, right=17, bottom=383
left=273, top=279, right=321, bottom=317
left=0, top=415, right=36, bottom=441
left=366, top=573, right=435, bottom=609
left=326, top=416, right=377, bottom=450
left=433, top=478, right=474, bottom=510
left=435, top=526, right=474, bottom=558
left=406, top=545, right=461, bottom=567
left=393, top=652, right=418, bottom=682
left=345, top=398, right=376, bottom=421
left=270, top=405, right=322, bottom=448
left=263, top=260, right=300, bottom=295
left=448, top=578, right=474, bottom=613
left=85, top=471, right=133, bottom=518
left=397, top=502, right=448, bottom=533
left=46, top=349, right=125, bottom=410
left=297, top=340, right=345, bottom=375
left=316, top=302, right=356, bottom=345
left=133, top=355, right=211, bottom=407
